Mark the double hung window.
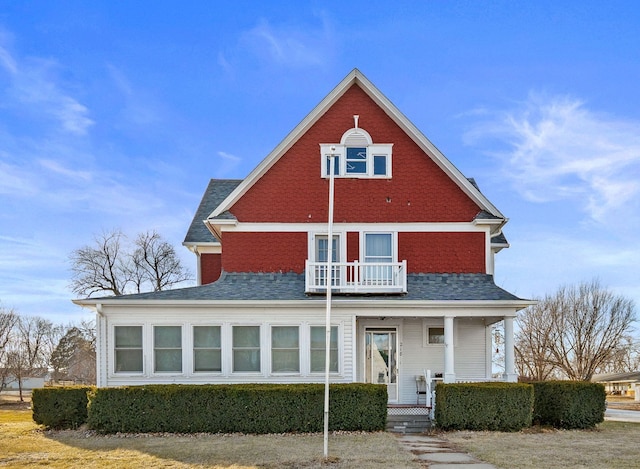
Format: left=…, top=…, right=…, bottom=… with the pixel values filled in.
left=154, top=326, right=182, bottom=372
left=233, top=326, right=261, bottom=372
left=310, top=326, right=339, bottom=372
left=363, top=233, right=394, bottom=284
left=271, top=326, right=300, bottom=373
left=114, top=326, right=143, bottom=373
left=193, top=326, right=221, bottom=372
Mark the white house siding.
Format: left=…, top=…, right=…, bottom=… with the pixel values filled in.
left=397, top=318, right=446, bottom=404
left=454, top=318, right=489, bottom=380
left=98, top=304, right=354, bottom=388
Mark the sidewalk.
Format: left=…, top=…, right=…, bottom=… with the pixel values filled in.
left=396, top=434, right=497, bottom=469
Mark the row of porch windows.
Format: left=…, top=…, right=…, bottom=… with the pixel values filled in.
left=114, top=325, right=339, bottom=374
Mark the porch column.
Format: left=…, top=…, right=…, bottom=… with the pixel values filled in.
left=443, top=316, right=455, bottom=383
left=503, top=316, right=517, bottom=382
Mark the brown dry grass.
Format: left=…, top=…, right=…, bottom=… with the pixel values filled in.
left=0, top=408, right=420, bottom=469
left=442, top=421, right=640, bottom=469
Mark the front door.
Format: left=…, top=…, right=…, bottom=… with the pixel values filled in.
left=365, top=328, right=398, bottom=401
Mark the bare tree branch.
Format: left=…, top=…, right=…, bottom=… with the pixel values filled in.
left=132, top=230, right=192, bottom=292
left=69, top=229, right=192, bottom=297
left=516, top=279, right=636, bottom=381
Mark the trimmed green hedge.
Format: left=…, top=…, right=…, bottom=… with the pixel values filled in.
left=532, top=381, right=606, bottom=429
left=434, top=382, right=534, bottom=431
left=87, top=383, right=387, bottom=434
left=32, top=386, right=94, bottom=429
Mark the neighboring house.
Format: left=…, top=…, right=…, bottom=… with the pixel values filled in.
left=1, top=368, right=48, bottom=390
left=74, top=69, right=532, bottom=405
left=593, top=372, right=640, bottom=400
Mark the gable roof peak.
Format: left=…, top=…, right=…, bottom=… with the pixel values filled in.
left=208, top=69, right=505, bottom=222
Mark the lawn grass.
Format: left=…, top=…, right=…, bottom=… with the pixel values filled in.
left=4, top=400, right=640, bottom=468
left=0, top=408, right=420, bottom=468
left=443, top=421, right=640, bottom=469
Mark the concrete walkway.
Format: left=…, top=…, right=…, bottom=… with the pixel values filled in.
left=396, top=434, right=497, bottom=469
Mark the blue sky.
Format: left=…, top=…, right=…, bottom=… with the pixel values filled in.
left=0, top=1, right=639, bottom=326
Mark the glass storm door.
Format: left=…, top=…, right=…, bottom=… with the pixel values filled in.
left=365, top=329, right=398, bottom=401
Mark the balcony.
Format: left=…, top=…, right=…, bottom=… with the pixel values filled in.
left=305, top=260, right=407, bottom=294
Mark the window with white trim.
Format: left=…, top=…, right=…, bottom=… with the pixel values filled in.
left=193, top=326, right=221, bottom=372
left=320, top=121, right=392, bottom=178
left=233, top=325, right=261, bottom=372
left=114, top=326, right=143, bottom=373
left=271, top=326, right=300, bottom=373
left=363, top=232, right=394, bottom=284
left=310, top=326, right=338, bottom=372
left=154, top=325, right=182, bottom=372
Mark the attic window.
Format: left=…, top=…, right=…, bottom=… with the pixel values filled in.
left=320, top=117, right=392, bottom=178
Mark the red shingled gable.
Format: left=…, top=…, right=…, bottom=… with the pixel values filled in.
left=228, top=84, right=482, bottom=224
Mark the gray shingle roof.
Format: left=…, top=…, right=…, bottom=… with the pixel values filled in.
left=97, top=272, right=524, bottom=302
left=183, top=179, right=242, bottom=244
left=491, top=232, right=508, bottom=245
left=474, top=210, right=502, bottom=220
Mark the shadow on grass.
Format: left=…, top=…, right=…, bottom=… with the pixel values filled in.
left=41, top=428, right=418, bottom=469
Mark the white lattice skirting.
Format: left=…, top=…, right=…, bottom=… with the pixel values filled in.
left=387, top=407, right=430, bottom=415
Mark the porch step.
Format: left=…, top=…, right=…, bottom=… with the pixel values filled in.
left=386, top=413, right=432, bottom=433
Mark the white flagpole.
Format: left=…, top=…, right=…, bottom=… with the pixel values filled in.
left=323, top=148, right=337, bottom=459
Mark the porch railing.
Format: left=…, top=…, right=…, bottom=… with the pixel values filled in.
left=305, top=260, right=407, bottom=294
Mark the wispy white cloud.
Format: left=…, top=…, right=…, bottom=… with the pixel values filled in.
left=0, top=43, right=94, bottom=135
left=496, top=228, right=640, bottom=308
left=0, top=160, right=39, bottom=196
left=235, top=14, right=334, bottom=69
left=0, top=44, right=17, bottom=74
left=39, top=159, right=93, bottom=182
left=214, top=150, right=242, bottom=177
left=465, top=93, right=640, bottom=228
left=106, top=63, right=162, bottom=126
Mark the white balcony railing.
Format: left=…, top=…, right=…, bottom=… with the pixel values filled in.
left=305, top=260, right=407, bottom=294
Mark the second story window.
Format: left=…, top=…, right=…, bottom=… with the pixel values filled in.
left=320, top=117, right=392, bottom=178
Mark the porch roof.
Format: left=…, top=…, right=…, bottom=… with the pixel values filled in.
left=77, top=272, right=525, bottom=303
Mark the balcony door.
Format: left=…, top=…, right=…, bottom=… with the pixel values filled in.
left=315, top=234, right=341, bottom=287
left=365, top=328, right=398, bottom=402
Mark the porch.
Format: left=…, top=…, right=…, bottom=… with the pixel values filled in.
left=355, top=316, right=517, bottom=406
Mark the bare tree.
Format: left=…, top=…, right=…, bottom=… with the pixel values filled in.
left=597, top=336, right=640, bottom=374
left=132, top=231, right=191, bottom=292
left=7, top=316, right=55, bottom=401
left=0, top=307, right=19, bottom=390
left=515, top=299, right=558, bottom=381
left=70, top=230, right=131, bottom=296
left=516, top=280, right=635, bottom=381
left=70, top=229, right=192, bottom=297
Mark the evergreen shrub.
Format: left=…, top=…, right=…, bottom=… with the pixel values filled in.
left=434, top=382, right=534, bottom=431
left=532, top=381, right=606, bottom=429
left=87, top=383, right=387, bottom=434
left=32, top=386, right=94, bottom=429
